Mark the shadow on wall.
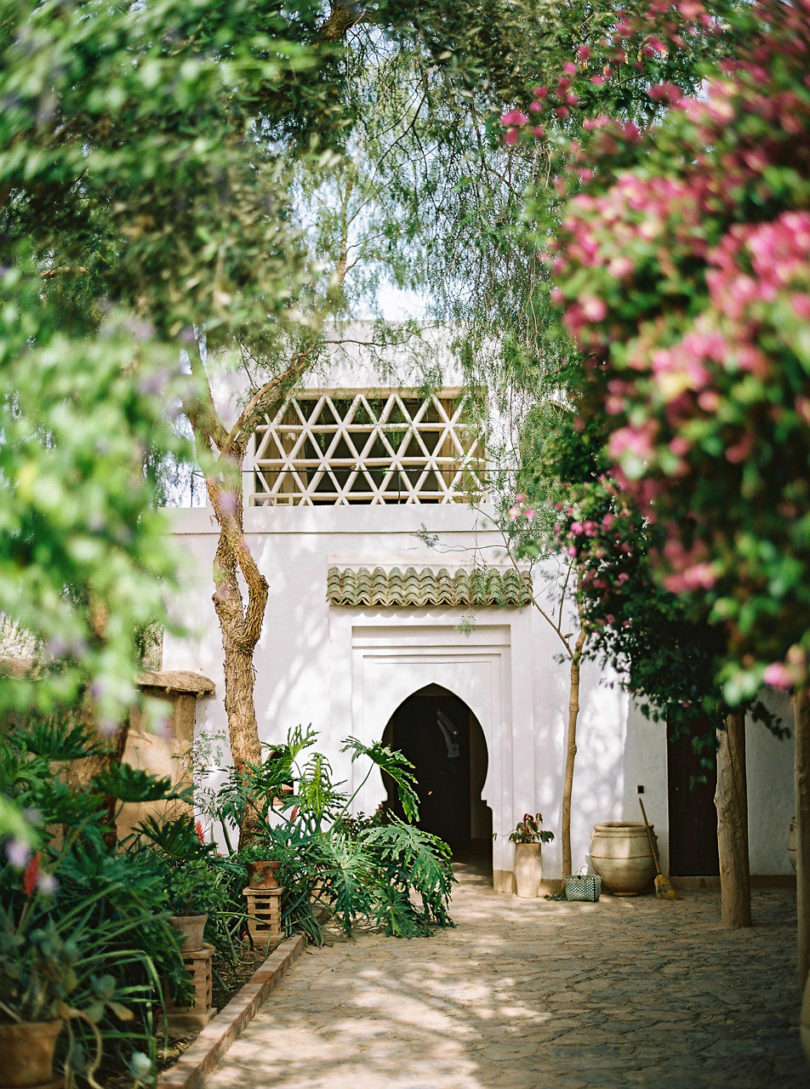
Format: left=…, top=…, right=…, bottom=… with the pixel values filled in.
left=574, top=665, right=627, bottom=871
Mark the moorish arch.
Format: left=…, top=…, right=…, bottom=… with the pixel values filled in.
left=381, top=683, right=492, bottom=856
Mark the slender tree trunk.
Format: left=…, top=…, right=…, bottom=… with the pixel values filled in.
left=206, top=464, right=269, bottom=848
left=794, top=687, right=810, bottom=986
left=715, top=710, right=751, bottom=928
left=561, top=627, right=587, bottom=880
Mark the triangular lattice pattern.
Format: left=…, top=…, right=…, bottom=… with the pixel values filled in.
left=250, top=390, right=486, bottom=505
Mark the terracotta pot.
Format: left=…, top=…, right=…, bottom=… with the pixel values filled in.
left=169, top=913, right=208, bottom=951
left=246, top=860, right=282, bottom=889
left=513, top=842, right=543, bottom=898
left=0, top=1019, right=63, bottom=1088
left=789, top=816, right=797, bottom=873
left=590, top=822, right=656, bottom=896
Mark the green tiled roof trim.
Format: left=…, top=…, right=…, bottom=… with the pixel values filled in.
left=326, top=566, right=533, bottom=607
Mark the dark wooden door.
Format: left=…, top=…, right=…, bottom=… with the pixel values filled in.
left=385, top=694, right=471, bottom=850
left=667, top=716, right=719, bottom=876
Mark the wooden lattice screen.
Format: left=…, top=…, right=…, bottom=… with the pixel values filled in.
left=250, top=389, right=486, bottom=505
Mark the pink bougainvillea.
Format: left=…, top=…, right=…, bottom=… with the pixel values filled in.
left=513, top=0, right=810, bottom=696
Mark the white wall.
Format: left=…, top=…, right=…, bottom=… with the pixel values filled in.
left=164, top=502, right=795, bottom=884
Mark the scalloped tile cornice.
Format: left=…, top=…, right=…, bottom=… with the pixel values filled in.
left=326, top=565, right=532, bottom=607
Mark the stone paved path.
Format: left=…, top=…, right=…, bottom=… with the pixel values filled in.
left=206, top=864, right=806, bottom=1089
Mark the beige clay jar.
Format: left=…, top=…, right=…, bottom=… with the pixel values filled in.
left=0, top=1019, right=63, bottom=1089
left=590, top=822, right=656, bottom=896
left=513, top=842, right=543, bottom=898
left=168, top=913, right=208, bottom=951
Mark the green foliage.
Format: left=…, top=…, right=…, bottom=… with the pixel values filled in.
left=128, top=813, right=212, bottom=863
left=541, top=0, right=810, bottom=699
left=205, top=726, right=454, bottom=943
left=91, top=765, right=184, bottom=806
left=341, top=736, right=420, bottom=823
left=359, top=818, right=455, bottom=935
left=508, top=812, right=554, bottom=845
left=0, top=727, right=191, bottom=1084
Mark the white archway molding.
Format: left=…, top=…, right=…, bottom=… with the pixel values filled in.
left=327, top=607, right=537, bottom=886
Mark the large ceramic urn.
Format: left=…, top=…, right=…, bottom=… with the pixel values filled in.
left=590, top=822, right=656, bottom=896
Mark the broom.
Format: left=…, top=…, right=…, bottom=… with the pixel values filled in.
left=638, top=795, right=680, bottom=900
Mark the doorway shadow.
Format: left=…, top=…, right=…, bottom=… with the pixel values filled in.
left=381, top=684, right=492, bottom=859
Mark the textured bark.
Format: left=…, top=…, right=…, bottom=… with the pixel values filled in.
left=320, top=1, right=365, bottom=40
left=206, top=469, right=268, bottom=847
left=715, top=710, right=751, bottom=928
left=794, top=687, right=810, bottom=985
left=561, top=627, right=587, bottom=880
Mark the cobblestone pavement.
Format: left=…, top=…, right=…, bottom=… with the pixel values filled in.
left=205, top=863, right=806, bottom=1089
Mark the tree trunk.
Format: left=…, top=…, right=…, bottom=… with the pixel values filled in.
left=561, top=628, right=587, bottom=880
left=715, top=710, right=751, bottom=928
left=794, top=687, right=810, bottom=986
left=206, top=464, right=269, bottom=848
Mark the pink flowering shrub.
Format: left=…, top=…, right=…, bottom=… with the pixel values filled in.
left=522, top=0, right=810, bottom=696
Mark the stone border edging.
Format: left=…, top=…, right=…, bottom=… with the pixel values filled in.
left=156, top=934, right=306, bottom=1089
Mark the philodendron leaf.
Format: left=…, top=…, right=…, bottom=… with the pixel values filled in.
left=92, top=764, right=174, bottom=802
left=341, top=737, right=420, bottom=822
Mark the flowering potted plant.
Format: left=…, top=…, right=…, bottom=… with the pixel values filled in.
left=0, top=853, right=114, bottom=1089
left=508, top=813, right=554, bottom=898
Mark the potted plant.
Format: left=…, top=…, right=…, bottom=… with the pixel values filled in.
left=0, top=913, right=71, bottom=1089
left=0, top=855, right=111, bottom=1089
left=509, top=813, right=554, bottom=898
left=163, top=857, right=228, bottom=951
left=239, top=843, right=283, bottom=890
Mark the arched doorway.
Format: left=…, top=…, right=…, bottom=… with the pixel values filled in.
left=381, top=684, right=492, bottom=855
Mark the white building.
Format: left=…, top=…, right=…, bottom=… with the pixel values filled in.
left=164, top=329, right=796, bottom=891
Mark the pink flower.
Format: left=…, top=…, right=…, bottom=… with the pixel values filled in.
left=500, top=109, right=529, bottom=127
left=533, top=85, right=548, bottom=99
left=581, top=296, right=607, bottom=321
left=648, top=83, right=683, bottom=104
left=763, top=662, right=794, bottom=689
left=563, top=61, right=577, bottom=75
left=608, top=256, right=633, bottom=277
left=503, top=128, right=519, bottom=146
left=524, top=508, right=536, bottom=521
left=591, top=75, right=606, bottom=86
left=509, top=505, right=521, bottom=521
left=577, top=44, right=591, bottom=62
left=533, top=125, right=546, bottom=139
left=515, top=493, right=527, bottom=503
